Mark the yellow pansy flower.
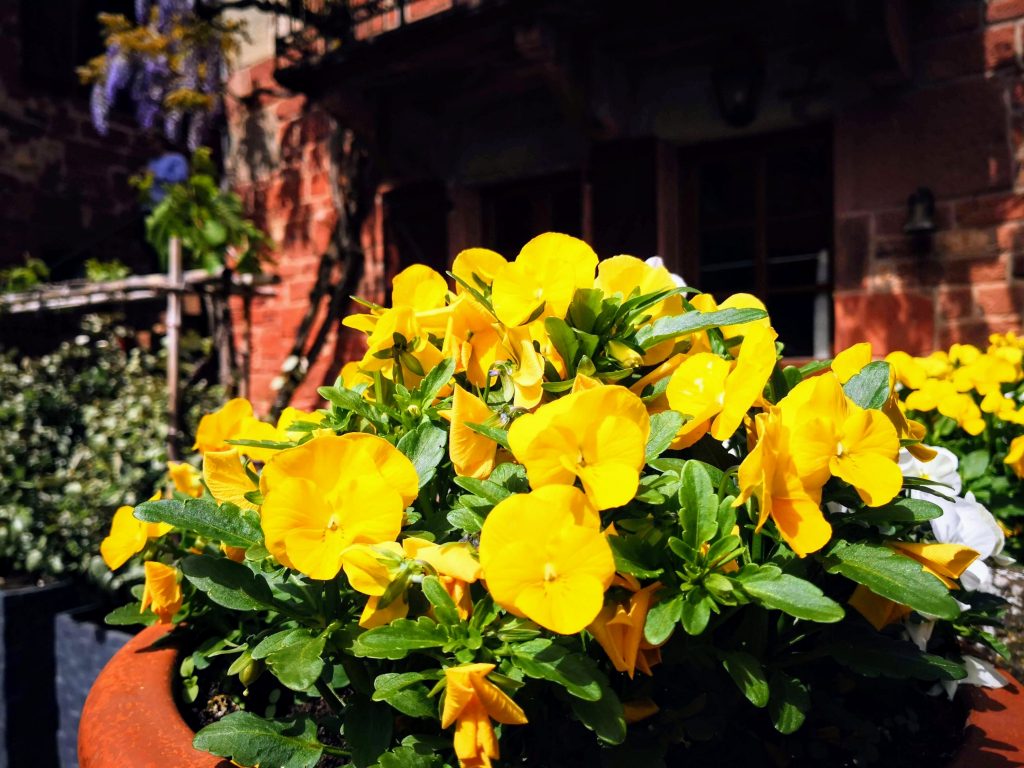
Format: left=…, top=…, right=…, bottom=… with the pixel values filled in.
left=442, top=295, right=503, bottom=388
left=508, top=386, right=650, bottom=510
left=452, top=248, right=507, bottom=295
left=884, top=350, right=929, bottom=390
left=202, top=449, right=259, bottom=511
left=342, top=537, right=481, bottom=628
left=1005, top=435, right=1024, bottom=478
left=491, top=233, right=597, bottom=327
left=781, top=373, right=902, bottom=507
left=665, top=324, right=778, bottom=448
left=392, top=263, right=449, bottom=314
left=99, top=492, right=171, bottom=570
left=735, top=408, right=831, bottom=557
left=448, top=385, right=499, bottom=480
left=167, top=461, right=203, bottom=498
left=193, top=398, right=255, bottom=453
left=259, top=434, right=417, bottom=579
left=352, top=305, right=446, bottom=385
left=141, top=561, right=182, bottom=623
left=442, top=663, right=528, bottom=768
left=479, top=487, right=613, bottom=633
left=849, top=541, right=979, bottom=630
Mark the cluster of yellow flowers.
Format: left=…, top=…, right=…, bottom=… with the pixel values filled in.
left=102, top=233, right=1000, bottom=768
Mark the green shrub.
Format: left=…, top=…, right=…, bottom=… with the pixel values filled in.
left=0, top=315, right=222, bottom=581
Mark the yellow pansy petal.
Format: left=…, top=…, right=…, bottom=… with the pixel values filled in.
left=100, top=506, right=148, bottom=571
left=141, top=562, right=182, bottom=623
left=491, top=262, right=548, bottom=327
left=260, top=477, right=328, bottom=571
left=717, top=293, right=770, bottom=338
left=711, top=325, right=777, bottom=441
left=576, top=462, right=639, bottom=511
left=202, top=449, right=259, bottom=512
left=450, top=385, right=498, bottom=480
left=452, top=248, right=507, bottom=293
left=392, top=264, right=449, bottom=312
left=831, top=452, right=903, bottom=507
left=513, top=571, right=608, bottom=635
left=849, top=584, right=909, bottom=630
left=232, top=416, right=284, bottom=462
left=772, top=494, right=833, bottom=558
left=470, top=673, right=529, bottom=726
left=340, top=543, right=401, bottom=596
left=890, top=542, right=979, bottom=582
left=832, top=342, right=873, bottom=384
left=517, top=232, right=597, bottom=294
left=359, top=593, right=410, bottom=629
left=193, top=398, right=254, bottom=453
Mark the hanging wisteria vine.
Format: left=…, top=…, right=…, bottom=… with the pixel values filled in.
left=79, top=0, right=242, bottom=150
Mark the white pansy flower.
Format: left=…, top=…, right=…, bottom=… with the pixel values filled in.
left=899, top=446, right=962, bottom=496
left=929, top=492, right=1005, bottom=592
left=939, top=655, right=1007, bottom=699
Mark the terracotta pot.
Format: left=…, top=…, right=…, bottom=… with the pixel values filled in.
left=80, top=624, right=1024, bottom=767
left=78, top=624, right=230, bottom=768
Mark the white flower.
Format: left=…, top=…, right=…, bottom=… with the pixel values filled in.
left=929, top=492, right=1005, bottom=592
left=899, top=446, right=961, bottom=496
left=939, top=655, right=1007, bottom=700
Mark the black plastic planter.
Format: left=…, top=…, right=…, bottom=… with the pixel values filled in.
left=54, top=608, right=131, bottom=768
left=0, top=580, right=76, bottom=768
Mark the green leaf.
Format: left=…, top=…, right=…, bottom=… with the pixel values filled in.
left=645, top=410, right=686, bottom=461
left=260, top=632, right=326, bottom=692
left=827, top=631, right=967, bottom=681
left=842, top=361, right=891, bottom=410
left=768, top=673, right=809, bottom=735
left=822, top=541, right=960, bottom=619
left=193, top=712, right=323, bottom=768
left=545, top=317, right=579, bottom=372
left=962, top=449, right=991, bottom=482
left=421, top=576, right=460, bottom=626
left=181, top=555, right=277, bottom=613
left=352, top=617, right=449, bottom=660
left=853, top=498, right=943, bottom=525
left=465, top=421, right=511, bottom=451
left=417, top=358, right=456, bottom=407
left=345, top=698, right=394, bottom=768
left=568, top=672, right=626, bottom=745
left=568, top=288, right=604, bottom=332
left=679, top=461, right=719, bottom=550
left=511, top=639, right=602, bottom=701
left=636, top=307, right=768, bottom=349
left=135, top=498, right=263, bottom=549
left=608, top=536, right=664, bottom=580
left=446, top=507, right=484, bottom=534
left=373, top=672, right=440, bottom=719
left=453, top=477, right=510, bottom=504
left=397, top=421, right=447, bottom=488
left=721, top=651, right=769, bottom=708
left=736, top=568, right=844, bottom=623
left=202, top=219, right=228, bottom=247
left=375, top=745, right=442, bottom=768
left=104, top=602, right=156, bottom=627
left=680, top=588, right=712, bottom=635
left=319, top=385, right=377, bottom=420
left=644, top=593, right=682, bottom=645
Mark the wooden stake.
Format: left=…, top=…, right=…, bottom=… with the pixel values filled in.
left=167, top=236, right=183, bottom=461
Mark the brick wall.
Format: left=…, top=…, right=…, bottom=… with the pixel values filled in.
left=0, top=3, right=157, bottom=278
left=833, top=0, right=1024, bottom=354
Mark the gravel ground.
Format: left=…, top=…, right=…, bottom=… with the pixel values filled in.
left=992, top=566, right=1024, bottom=678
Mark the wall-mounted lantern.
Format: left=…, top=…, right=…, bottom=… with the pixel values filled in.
left=711, top=45, right=764, bottom=128
left=903, top=187, right=936, bottom=235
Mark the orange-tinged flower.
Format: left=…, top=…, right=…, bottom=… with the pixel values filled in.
left=442, top=664, right=528, bottom=768
left=491, top=233, right=597, bottom=327
left=449, top=385, right=499, bottom=479
left=508, top=386, right=650, bottom=510
left=193, top=398, right=254, bottom=453
left=479, top=487, right=613, bottom=633
left=665, top=324, right=778, bottom=448
left=259, top=435, right=417, bottom=579
left=850, top=541, right=979, bottom=630
left=588, top=580, right=662, bottom=678
left=141, top=561, right=182, bottom=623
left=100, top=493, right=171, bottom=570
left=1005, top=435, right=1024, bottom=478
left=167, top=461, right=203, bottom=498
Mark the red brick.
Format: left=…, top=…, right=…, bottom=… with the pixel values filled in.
left=989, top=0, right=1024, bottom=23
left=935, top=253, right=1008, bottom=283
left=933, top=227, right=999, bottom=259
left=985, top=23, right=1019, bottom=69
left=938, top=317, right=1022, bottom=347
left=998, top=222, right=1024, bottom=251
left=404, top=0, right=453, bottom=23
left=937, top=285, right=976, bottom=319
left=974, top=281, right=1022, bottom=315
left=956, top=193, right=1024, bottom=227
left=833, top=291, right=935, bottom=355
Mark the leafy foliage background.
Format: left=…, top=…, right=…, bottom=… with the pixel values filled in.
left=0, top=315, right=222, bottom=580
